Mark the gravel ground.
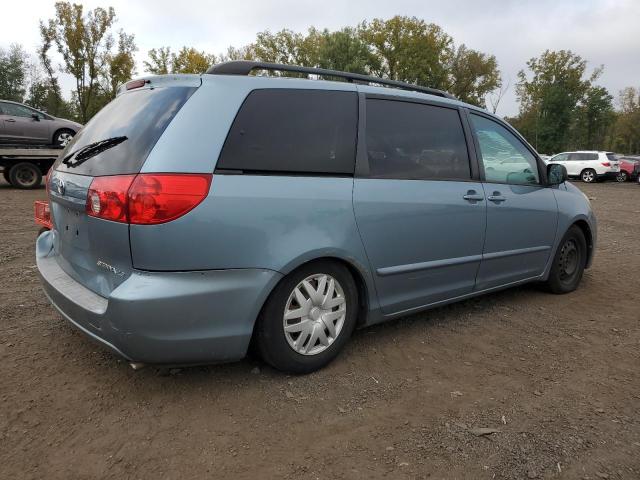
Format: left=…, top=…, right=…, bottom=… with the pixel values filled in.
left=0, top=178, right=639, bottom=480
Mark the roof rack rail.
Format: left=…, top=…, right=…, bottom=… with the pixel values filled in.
left=206, top=61, right=456, bottom=100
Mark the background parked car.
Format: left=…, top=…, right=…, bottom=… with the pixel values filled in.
left=0, top=100, right=82, bottom=146
left=546, top=151, right=620, bottom=182
left=616, top=156, right=640, bottom=182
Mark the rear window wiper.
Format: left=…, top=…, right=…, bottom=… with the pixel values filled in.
left=62, top=136, right=128, bottom=168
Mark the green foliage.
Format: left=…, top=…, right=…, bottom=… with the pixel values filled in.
left=609, top=87, right=640, bottom=153
left=512, top=49, right=615, bottom=153
left=143, top=46, right=215, bottom=74
left=39, top=2, right=136, bottom=123
left=0, top=44, right=29, bottom=101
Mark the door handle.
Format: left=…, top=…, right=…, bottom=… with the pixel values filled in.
left=5, top=119, right=16, bottom=122
left=463, top=191, right=484, bottom=202
left=487, top=192, right=506, bottom=203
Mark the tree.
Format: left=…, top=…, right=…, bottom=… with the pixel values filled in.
left=143, top=47, right=171, bottom=74
left=358, top=16, right=453, bottom=88
left=447, top=44, right=501, bottom=107
left=0, top=44, right=29, bottom=102
left=144, top=46, right=215, bottom=74
left=515, top=50, right=596, bottom=152
left=610, top=87, right=640, bottom=153
left=39, top=2, right=135, bottom=122
left=307, top=27, right=378, bottom=74
left=570, top=85, right=614, bottom=150
left=100, top=30, right=137, bottom=99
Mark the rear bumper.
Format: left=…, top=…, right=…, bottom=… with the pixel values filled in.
left=36, top=232, right=282, bottom=364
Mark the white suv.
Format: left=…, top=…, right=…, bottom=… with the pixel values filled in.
left=547, top=151, right=620, bottom=183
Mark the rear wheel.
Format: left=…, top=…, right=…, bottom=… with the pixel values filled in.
left=616, top=171, right=628, bottom=182
left=256, top=260, right=358, bottom=373
left=544, top=226, right=587, bottom=294
left=2, top=168, right=10, bottom=183
left=580, top=169, right=596, bottom=183
left=8, top=162, right=42, bottom=189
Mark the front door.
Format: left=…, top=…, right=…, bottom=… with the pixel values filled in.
left=0, top=102, right=50, bottom=143
left=468, top=112, right=558, bottom=290
left=353, top=97, right=486, bottom=314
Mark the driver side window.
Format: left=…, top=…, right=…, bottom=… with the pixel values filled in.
left=470, top=113, right=540, bottom=185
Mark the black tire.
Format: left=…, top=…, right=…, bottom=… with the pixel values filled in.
left=544, top=225, right=587, bottom=294
left=616, top=171, right=628, bottom=182
left=52, top=128, right=75, bottom=147
left=2, top=168, right=10, bottom=183
left=256, top=260, right=358, bottom=374
left=580, top=169, right=596, bottom=183
left=8, top=162, right=42, bottom=189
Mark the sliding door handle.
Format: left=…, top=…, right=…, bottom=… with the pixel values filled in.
left=463, top=191, right=484, bottom=202
left=487, top=193, right=506, bottom=203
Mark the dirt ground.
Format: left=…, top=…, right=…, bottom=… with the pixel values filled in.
left=0, top=178, right=638, bottom=480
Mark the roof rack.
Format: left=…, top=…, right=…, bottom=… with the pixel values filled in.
left=206, top=61, right=456, bottom=100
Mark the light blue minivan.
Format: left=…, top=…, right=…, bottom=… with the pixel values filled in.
left=37, top=61, right=596, bottom=373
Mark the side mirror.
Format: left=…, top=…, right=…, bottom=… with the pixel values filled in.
left=547, top=163, right=568, bottom=185
left=31, top=113, right=40, bottom=121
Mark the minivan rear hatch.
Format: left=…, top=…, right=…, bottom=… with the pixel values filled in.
left=48, top=79, right=199, bottom=296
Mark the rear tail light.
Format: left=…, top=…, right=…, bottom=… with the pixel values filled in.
left=86, top=174, right=212, bottom=224
left=601, top=162, right=611, bottom=167
left=34, top=200, right=52, bottom=229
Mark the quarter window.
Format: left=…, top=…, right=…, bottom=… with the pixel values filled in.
left=217, top=89, right=358, bottom=175
left=470, top=114, right=540, bottom=185
left=364, top=99, right=471, bottom=180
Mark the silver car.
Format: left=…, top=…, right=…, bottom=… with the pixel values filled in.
left=0, top=100, right=82, bottom=146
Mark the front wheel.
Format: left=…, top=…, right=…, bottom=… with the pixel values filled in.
left=581, top=169, right=596, bottom=183
left=543, top=226, right=587, bottom=294
left=616, top=171, right=628, bottom=182
left=256, top=260, right=358, bottom=373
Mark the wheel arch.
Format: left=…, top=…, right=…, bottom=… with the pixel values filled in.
left=261, top=253, right=376, bottom=331
left=572, top=219, right=594, bottom=268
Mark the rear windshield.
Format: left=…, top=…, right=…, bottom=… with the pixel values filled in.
left=606, top=153, right=618, bottom=161
left=54, top=86, right=196, bottom=176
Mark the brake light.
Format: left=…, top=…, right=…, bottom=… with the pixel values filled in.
left=87, top=175, right=136, bottom=222
left=126, top=79, right=148, bottom=90
left=128, top=174, right=212, bottom=224
left=85, top=174, right=211, bottom=224
left=601, top=162, right=611, bottom=167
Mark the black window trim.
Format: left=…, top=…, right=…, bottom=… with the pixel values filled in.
left=214, top=87, right=359, bottom=177
left=355, top=92, right=480, bottom=183
left=464, top=108, right=549, bottom=187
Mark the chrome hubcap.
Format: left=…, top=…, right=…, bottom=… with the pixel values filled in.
left=58, top=132, right=73, bottom=146
left=582, top=171, right=594, bottom=182
left=283, top=273, right=346, bottom=356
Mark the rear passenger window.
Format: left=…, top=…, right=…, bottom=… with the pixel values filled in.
left=365, top=99, right=471, bottom=180
left=217, top=89, right=357, bottom=174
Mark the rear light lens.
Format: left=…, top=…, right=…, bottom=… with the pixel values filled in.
left=86, top=174, right=211, bottom=224
left=128, top=174, right=212, bottom=224
left=601, top=162, right=611, bottom=167
left=87, top=175, right=136, bottom=222
left=34, top=200, right=52, bottom=229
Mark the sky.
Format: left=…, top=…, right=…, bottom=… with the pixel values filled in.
left=2, top=0, right=639, bottom=116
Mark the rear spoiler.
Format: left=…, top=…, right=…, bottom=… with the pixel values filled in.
left=116, top=74, right=202, bottom=96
